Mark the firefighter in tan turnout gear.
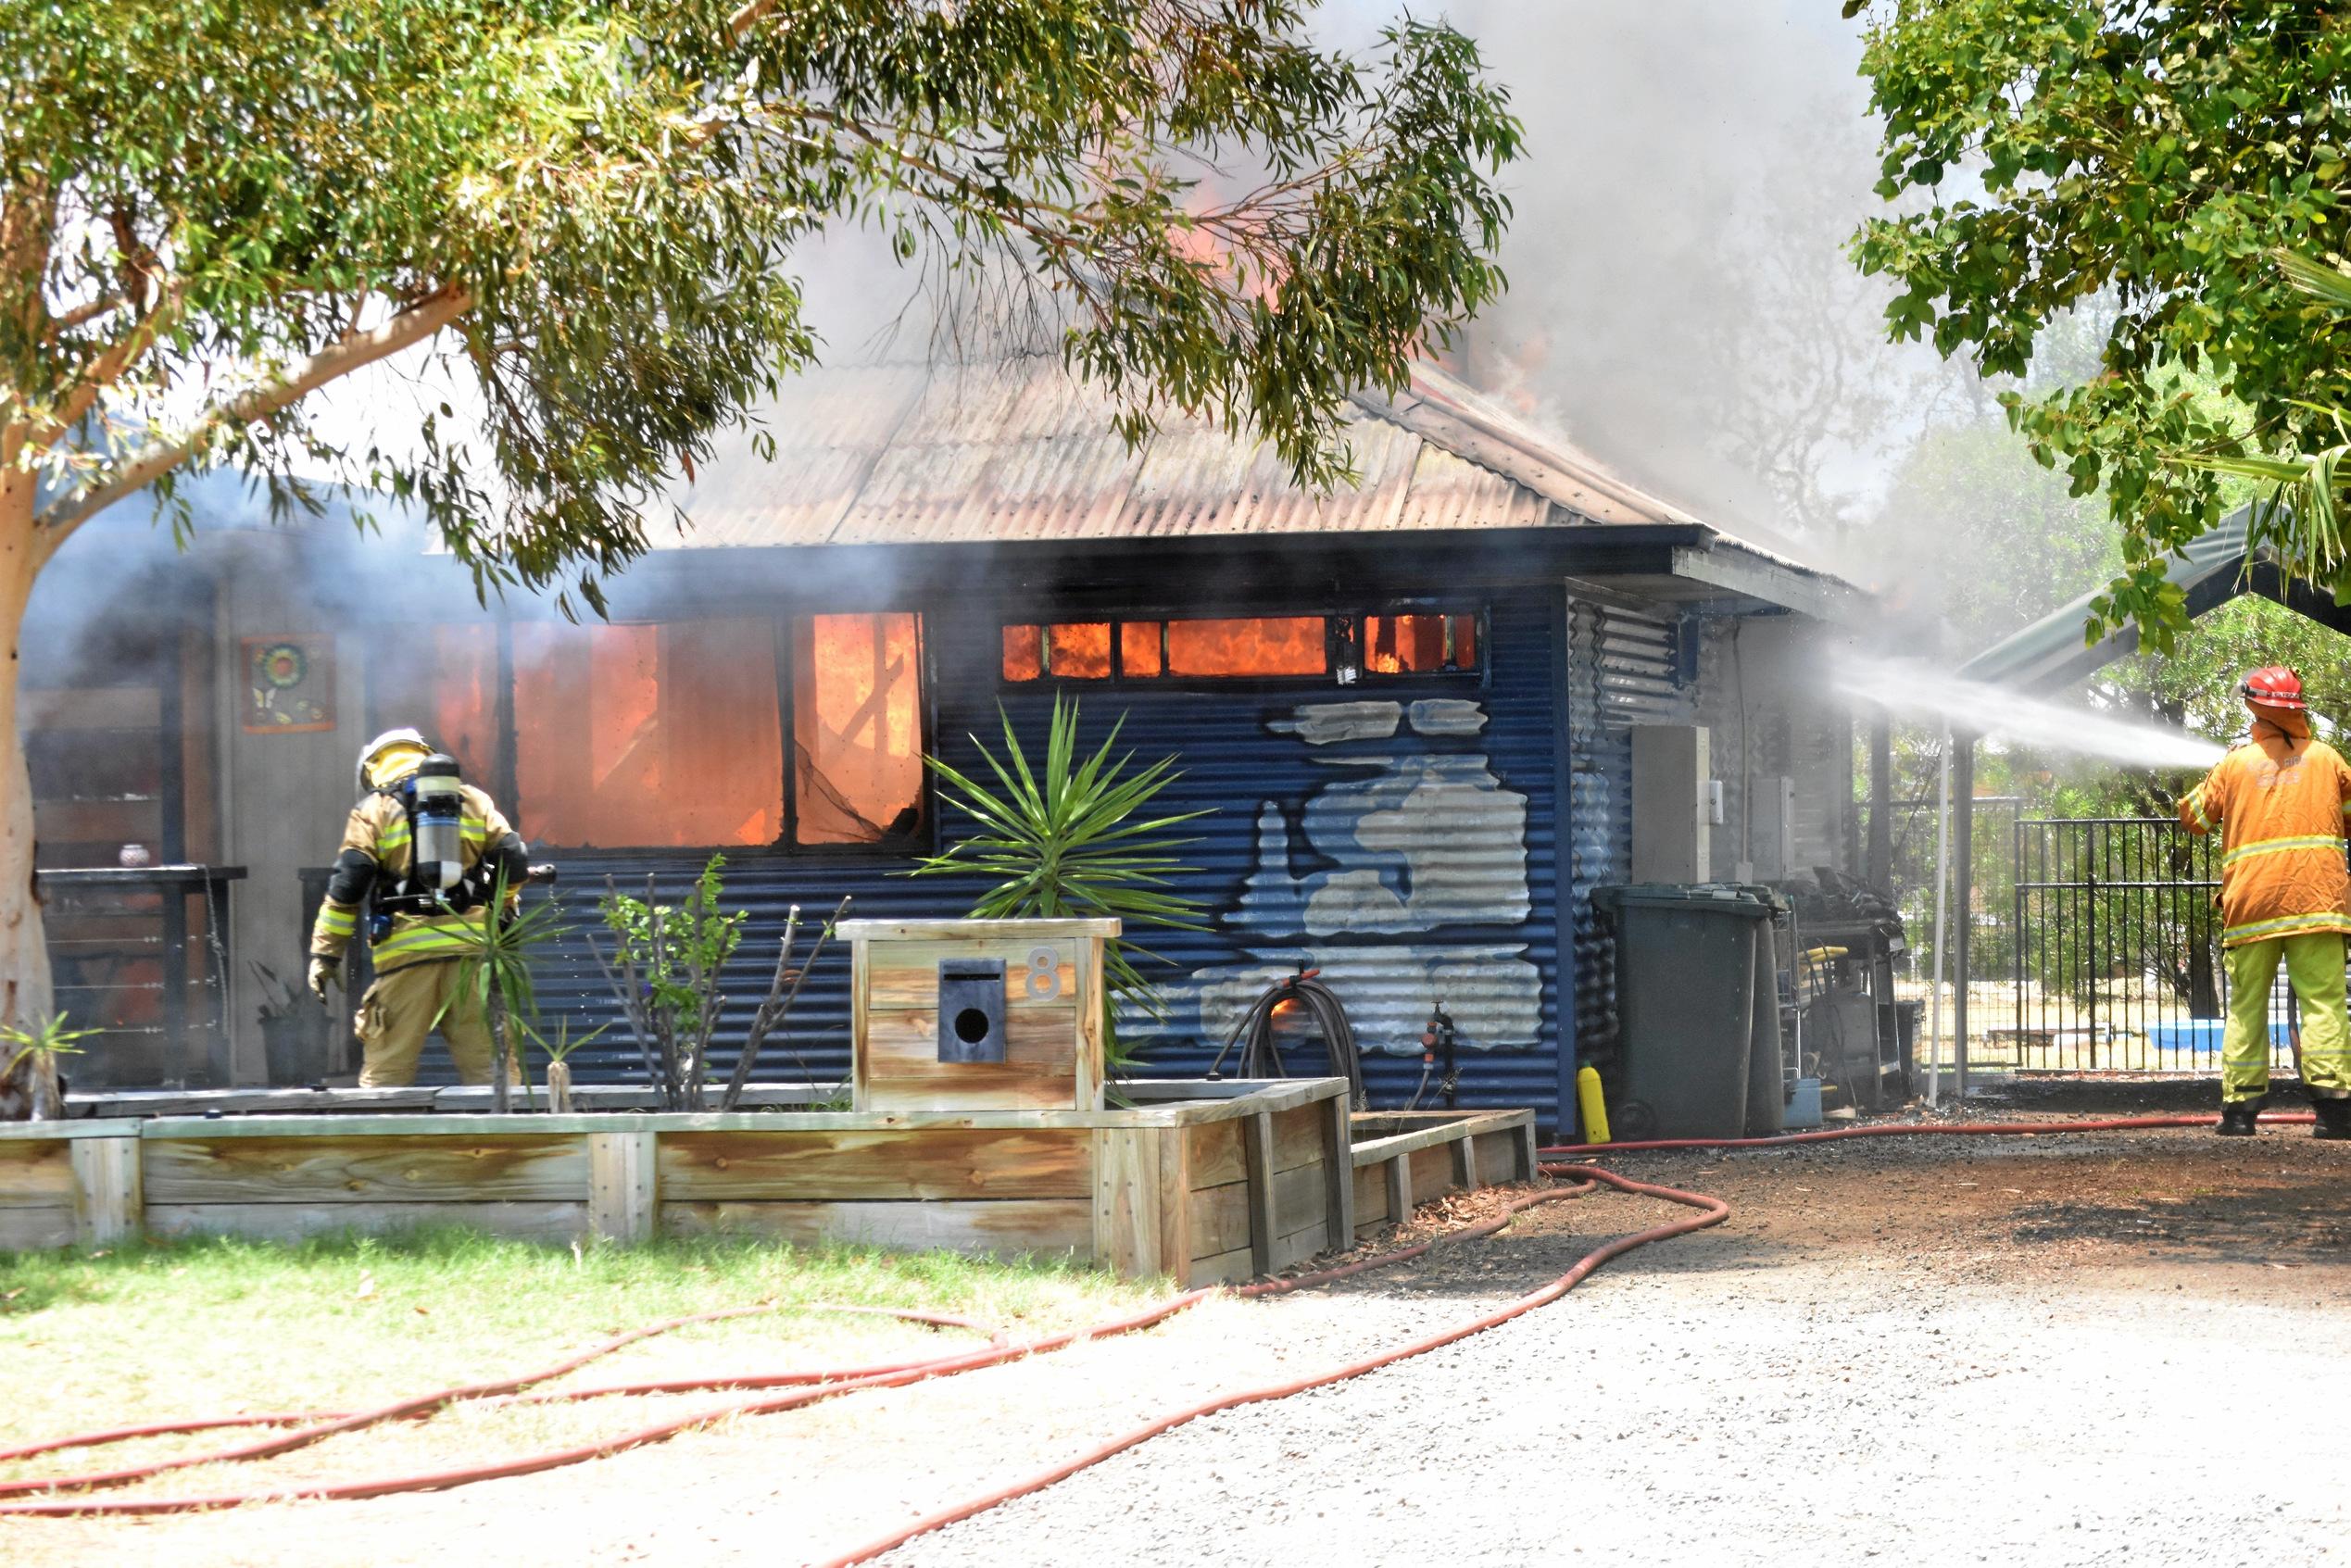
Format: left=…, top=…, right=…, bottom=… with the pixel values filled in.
left=307, top=729, right=532, bottom=1087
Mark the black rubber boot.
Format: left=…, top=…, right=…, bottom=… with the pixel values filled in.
left=2311, top=1095, right=2351, bottom=1140
left=2217, top=1098, right=2265, bottom=1136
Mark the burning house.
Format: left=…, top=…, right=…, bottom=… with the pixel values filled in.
left=23, top=359, right=1866, bottom=1133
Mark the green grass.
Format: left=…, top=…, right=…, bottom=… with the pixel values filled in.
left=0, top=1227, right=1163, bottom=1494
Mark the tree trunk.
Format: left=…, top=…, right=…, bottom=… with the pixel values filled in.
left=0, top=469, right=53, bottom=1034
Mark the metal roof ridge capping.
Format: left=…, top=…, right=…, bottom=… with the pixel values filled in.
left=1349, top=364, right=1707, bottom=529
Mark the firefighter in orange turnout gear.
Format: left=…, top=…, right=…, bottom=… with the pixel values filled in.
left=2179, top=668, right=2351, bottom=1136
left=306, top=730, right=532, bottom=1086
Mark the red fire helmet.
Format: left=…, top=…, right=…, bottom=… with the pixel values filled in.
left=2242, top=665, right=2307, bottom=710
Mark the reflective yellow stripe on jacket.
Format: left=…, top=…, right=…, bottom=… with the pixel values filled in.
left=371, top=919, right=484, bottom=968
left=2223, top=910, right=2351, bottom=944
left=2221, top=834, right=2347, bottom=869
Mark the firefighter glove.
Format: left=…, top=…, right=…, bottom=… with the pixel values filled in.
left=307, top=956, right=339, bottom=1004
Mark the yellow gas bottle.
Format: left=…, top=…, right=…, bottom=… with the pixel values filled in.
left=1576, top=1064, right=1611, bottom=1145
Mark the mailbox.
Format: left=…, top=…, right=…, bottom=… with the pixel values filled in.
left=937, top=959, right=1007, bottom=1062
left=843, top=918, right=1120, bottom=1112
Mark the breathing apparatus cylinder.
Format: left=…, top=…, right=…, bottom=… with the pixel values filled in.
left=409, top=755, right=467, bottom=897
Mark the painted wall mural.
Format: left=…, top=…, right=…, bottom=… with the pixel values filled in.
left=1145, top=696, right=1543, bottom=1059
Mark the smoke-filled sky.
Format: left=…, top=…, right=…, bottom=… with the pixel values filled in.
left=306, top=3, right=1953, bottom=578
left=1386, top=2, right=1955, bottom=566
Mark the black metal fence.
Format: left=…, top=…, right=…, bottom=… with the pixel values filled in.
left=2007, top=817, right=2298, bottom=1075
left=1867, top=795, right=2021, bottom=989
left=1858, top=803, right=2310, bottom=1077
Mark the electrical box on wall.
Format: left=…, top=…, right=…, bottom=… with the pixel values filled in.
left=1751, top=775, right=1799, bottom=882
left=1632, top=725, right=1711, bottom=884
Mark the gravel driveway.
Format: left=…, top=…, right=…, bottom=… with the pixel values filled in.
left=10, top=1090, right=2348, bottom=1568
left=882, top=1112, right=2351, bottom=1568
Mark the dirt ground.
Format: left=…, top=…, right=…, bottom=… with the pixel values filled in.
left=6, top=1080, right=2349, bottom=1567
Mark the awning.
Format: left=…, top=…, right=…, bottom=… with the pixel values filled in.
left=1954, top=510, right=2351, bottom=694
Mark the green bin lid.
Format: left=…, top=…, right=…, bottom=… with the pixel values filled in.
left=1590, top=883, right=1783, bottom=915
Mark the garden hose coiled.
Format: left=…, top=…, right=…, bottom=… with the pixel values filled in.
left=1207, top=968, right=1365, bottom=1108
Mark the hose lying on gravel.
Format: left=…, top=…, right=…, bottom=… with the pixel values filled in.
left=3, top=1114, right=2260, bottom=1531
left=1538, top=1109, right=2315, bottom=1158
left=1206, top=968, right=1365, bottom=1108
left=814, top=1111, right=2318, bottom=1567
left=0, top=1172, right=1641, bottom=1519
left=814, top=1164, right=1724, bottom=1568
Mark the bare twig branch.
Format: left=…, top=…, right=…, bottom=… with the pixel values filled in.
left=721, top=894, right=850, bottom=1110
left=31, top=282, right=471, bottom=561
left=41, top=294, right=128, bottom=338
left=720, top=904, right=800, bottom=1112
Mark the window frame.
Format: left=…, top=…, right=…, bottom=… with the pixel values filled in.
left=366, top=608, right=937, bottom=859
left=996, top=602, right=1491, bottom=692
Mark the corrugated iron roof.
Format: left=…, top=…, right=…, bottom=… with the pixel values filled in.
left=669, top=357, right=1668, bottom=548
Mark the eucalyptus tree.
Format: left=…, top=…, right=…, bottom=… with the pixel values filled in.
left=0, top=1, right=1521, bottom=1030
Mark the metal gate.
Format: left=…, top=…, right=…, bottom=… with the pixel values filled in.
left=2008, top=818, right=2300, bottom=1074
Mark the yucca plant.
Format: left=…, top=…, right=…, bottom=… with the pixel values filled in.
left=910, top=696, right=1209, bottom=1079
left=533, top=1017, right=608, bottom=1113
left=434, top=871, right=569, bottom=1113
left=1, top=1013, right=97, bottom=1121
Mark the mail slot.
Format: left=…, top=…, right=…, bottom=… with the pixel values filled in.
left=937, top=959, right=1007, bottom=1063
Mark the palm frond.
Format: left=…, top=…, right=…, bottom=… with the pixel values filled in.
left=2277, top=246, right=2351, bottom=312
left=906, top=695, right=1211, bottom=1078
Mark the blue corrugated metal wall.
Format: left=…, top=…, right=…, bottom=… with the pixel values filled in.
left=496, top=590, right=1574, bottom=1124
left=1565, top=601, right=1692, bottom=1068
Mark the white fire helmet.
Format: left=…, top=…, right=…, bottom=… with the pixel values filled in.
left=356, top=727, right=432, bottom=794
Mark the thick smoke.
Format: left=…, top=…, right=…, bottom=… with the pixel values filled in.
left=1394, top=2, right=1959, bottom=568
left=136, top=6, right=1968, bottom=596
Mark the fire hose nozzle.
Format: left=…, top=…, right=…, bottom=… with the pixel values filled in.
left=525, top=864, right=559, bottom=885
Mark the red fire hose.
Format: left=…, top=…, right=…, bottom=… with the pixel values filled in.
left=0, top=1113, right=2276, bottom=1545
left=812, top=1164, right=1722, bottom=1568
left=0, top=1303, right=1005, bottom=1474
left=1538, top=1107, right=2314, bottom=1159
left=0, top=1169, right=1680, bottom=1521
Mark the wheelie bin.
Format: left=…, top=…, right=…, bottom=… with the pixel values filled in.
left=1592, top=884, right=1784, bottom=1140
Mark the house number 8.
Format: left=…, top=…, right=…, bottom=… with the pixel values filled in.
left=1025, top=947, right=1062, bottom=999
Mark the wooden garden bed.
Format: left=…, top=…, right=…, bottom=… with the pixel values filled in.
left=0, top=1078, right=1357, bottom=1287
left=1347, top=1108, right=1540, bottom=1243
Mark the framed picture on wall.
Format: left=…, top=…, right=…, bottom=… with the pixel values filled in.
left=243, top=634, right=335, bottom=734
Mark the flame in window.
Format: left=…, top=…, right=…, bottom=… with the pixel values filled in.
left=1164, top=617, right=1326, bottom=677
left=998, top=610, right=1475, bottom=684
left=515, top=619, right=784, bottom=848
left=1002, top=624, right=1043, bottom=682
left=1363, top=614, right=1476, bottom=675
left=795, top=613, right=926, bottom=846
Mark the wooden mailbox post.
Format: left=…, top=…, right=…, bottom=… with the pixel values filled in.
left=845, top=918, right=1119, bottom=1113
